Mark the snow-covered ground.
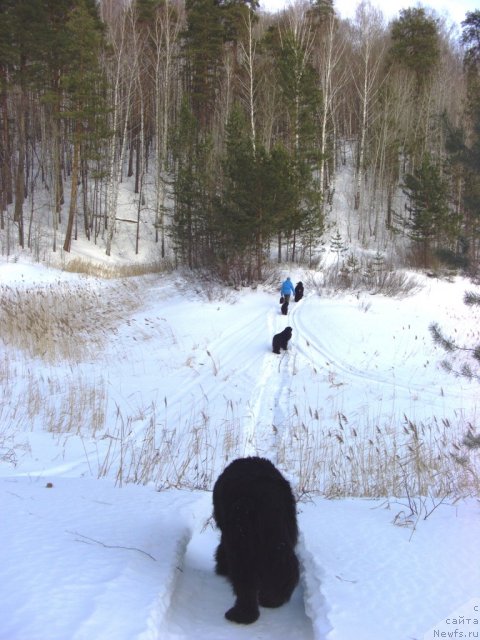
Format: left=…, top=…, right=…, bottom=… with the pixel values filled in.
left=1, top=259, right=479, bottom=640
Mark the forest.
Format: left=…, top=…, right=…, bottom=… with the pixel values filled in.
left=1, top=0, right=480, bottom=282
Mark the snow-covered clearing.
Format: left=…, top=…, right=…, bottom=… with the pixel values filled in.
left=1, top=259, right=479, bottom=640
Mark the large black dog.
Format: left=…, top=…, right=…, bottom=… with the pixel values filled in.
left=294, top=281, right=304, bottom=302
left=213, top=457, right=299, bottom=624
left=272, top=326, right=292, bottom=354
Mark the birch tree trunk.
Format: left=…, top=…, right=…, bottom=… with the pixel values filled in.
left=153, top=0, right=182, bottom=257
left=105, top=9, right=136, bottom=257
left=14, top=86, right=26, bottom=248
left=314, top=14, right=346, bottom=204
left=63, top=122, right=81, bottom=252
left=240, top=9, right=257, bottom=153
left=350, top=1, right=386, bottom=216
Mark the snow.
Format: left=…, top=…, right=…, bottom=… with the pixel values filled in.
left=1, top=258, right=479, bottom=640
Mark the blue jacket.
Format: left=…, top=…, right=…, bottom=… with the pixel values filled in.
left=281, top=278, right=295, bottom=296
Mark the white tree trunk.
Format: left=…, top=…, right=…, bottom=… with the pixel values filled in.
left=105, top=9, right=137, bottom=257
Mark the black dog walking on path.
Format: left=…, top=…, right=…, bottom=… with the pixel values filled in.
left=294, top=281, right=304, bottom=302
left=212, top=457, right=300, bottom=624
left=272, top=326, right=292, bottom=354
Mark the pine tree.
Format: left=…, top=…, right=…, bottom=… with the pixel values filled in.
left=452, top=11, right=480, bottom=270
left=430, top=291, right=480, bottom=381
left=215, top=105, right=303, bottom=280
left=389, top=8, right=440, bottom=91
left=215, top=104, right=268, bottom=280
left=171, top=100, right=215, bottom=268
left=461, top=10, right=480, bottom=70
left=0, top=0, right=50, bottom=245
left=183, top=0, right=224, bottom=129
left=401, top=154, right=457, bottom=267
left=387, top=8, right=441, bottom=166
left=62, top=0, right=107, bottom=252
left=265, top=9, right=323, bottom=261
left=330, top=230, right=347, bottom=264
left=430, top=290, right=480, bottom=465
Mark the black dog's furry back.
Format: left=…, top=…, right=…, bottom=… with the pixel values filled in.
left=213, top=457, right=299, bottom=624
left=272, top=326, right=292, bottom=354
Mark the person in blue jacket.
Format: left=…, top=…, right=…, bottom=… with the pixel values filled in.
left=280, top=277, right=295, bottom=303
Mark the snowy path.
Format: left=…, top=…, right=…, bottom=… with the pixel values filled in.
left=158, top=300, right=318, bottom=639
left=159, top=494, right=315, bottom=639
left=241, top=305, right=296, bottom=458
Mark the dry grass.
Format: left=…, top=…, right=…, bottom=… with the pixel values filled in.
left=87, top=396, right=480, bottom=501
left=1, top=353, right=107, bottom=437
left=61, top=257, right=172, bottom=278
left=308, top=255, right=422, bottom=298
left=277, top=409, right=479, bottom=500
left=96, top=402, right=243, bottom=490
left=0, top=278, right=145, bottom=362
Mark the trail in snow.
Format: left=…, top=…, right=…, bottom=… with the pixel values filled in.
left=241, top=304, right=292, bottom=458
left=160, top=298, right=317, bottom=639
left=160, top=495, right=315, bottom=640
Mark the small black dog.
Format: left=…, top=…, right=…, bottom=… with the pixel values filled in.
left=272, top=326, right=292, bottom=354
left=294, top=282, right=304, bottom=302
left=213, top=457, right=299, bottom=624
left=281, top=301, right=289, bottom=315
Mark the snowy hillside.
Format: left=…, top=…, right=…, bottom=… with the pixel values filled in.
left=1, top=258, right=479, bottom=639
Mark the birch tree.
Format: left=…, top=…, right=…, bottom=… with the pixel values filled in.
left=238, top=7, right=259, bottom=152
left=151, top=0, right=183, bottom=256
left=349, top=1, right=386, bottom=215
left=104, top=7, right=137, bottom=257
left=311, top=10, right=346, bottom=201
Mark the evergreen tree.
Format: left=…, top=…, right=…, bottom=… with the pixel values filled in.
left=62, top=0, right=107, bottom=252
left=183, top=0, right=225, bottom=129
left=387, top=8, right=441, bottom=166
left=307, top=0, right=335, bottom=24
left=389, top=8, right=440, bottom=91
left=215, top=105, right=269, bottom=280
left=215, top=105, right=303, bottom=280
left=216, top=105, right=256, bottom=259
left=456, top=11, right=480, bottom=269
left=171, top=100, right=215, bottom=268
left=133, top=0, right=162, bottom=23
left=265, top=12, right=323, bottom=261
left=430, top=290, right=480, bottom=381
left=218, top=0, right=258, bottom=46
left=0, top=0, right=51, bottom=245
left=401, top=154, right=457, bottom=267
left=462, top=10, right=480, bottom=70
left=330, top=229, right=347, bottom=264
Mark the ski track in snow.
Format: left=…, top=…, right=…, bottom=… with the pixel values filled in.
left=160, top=298, right=320, bottom=639
left=241, top=305, right=293, bottom=459
left=149, top=299, right=273, bottom=423
left=291, top=296, right=435, bottom=399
